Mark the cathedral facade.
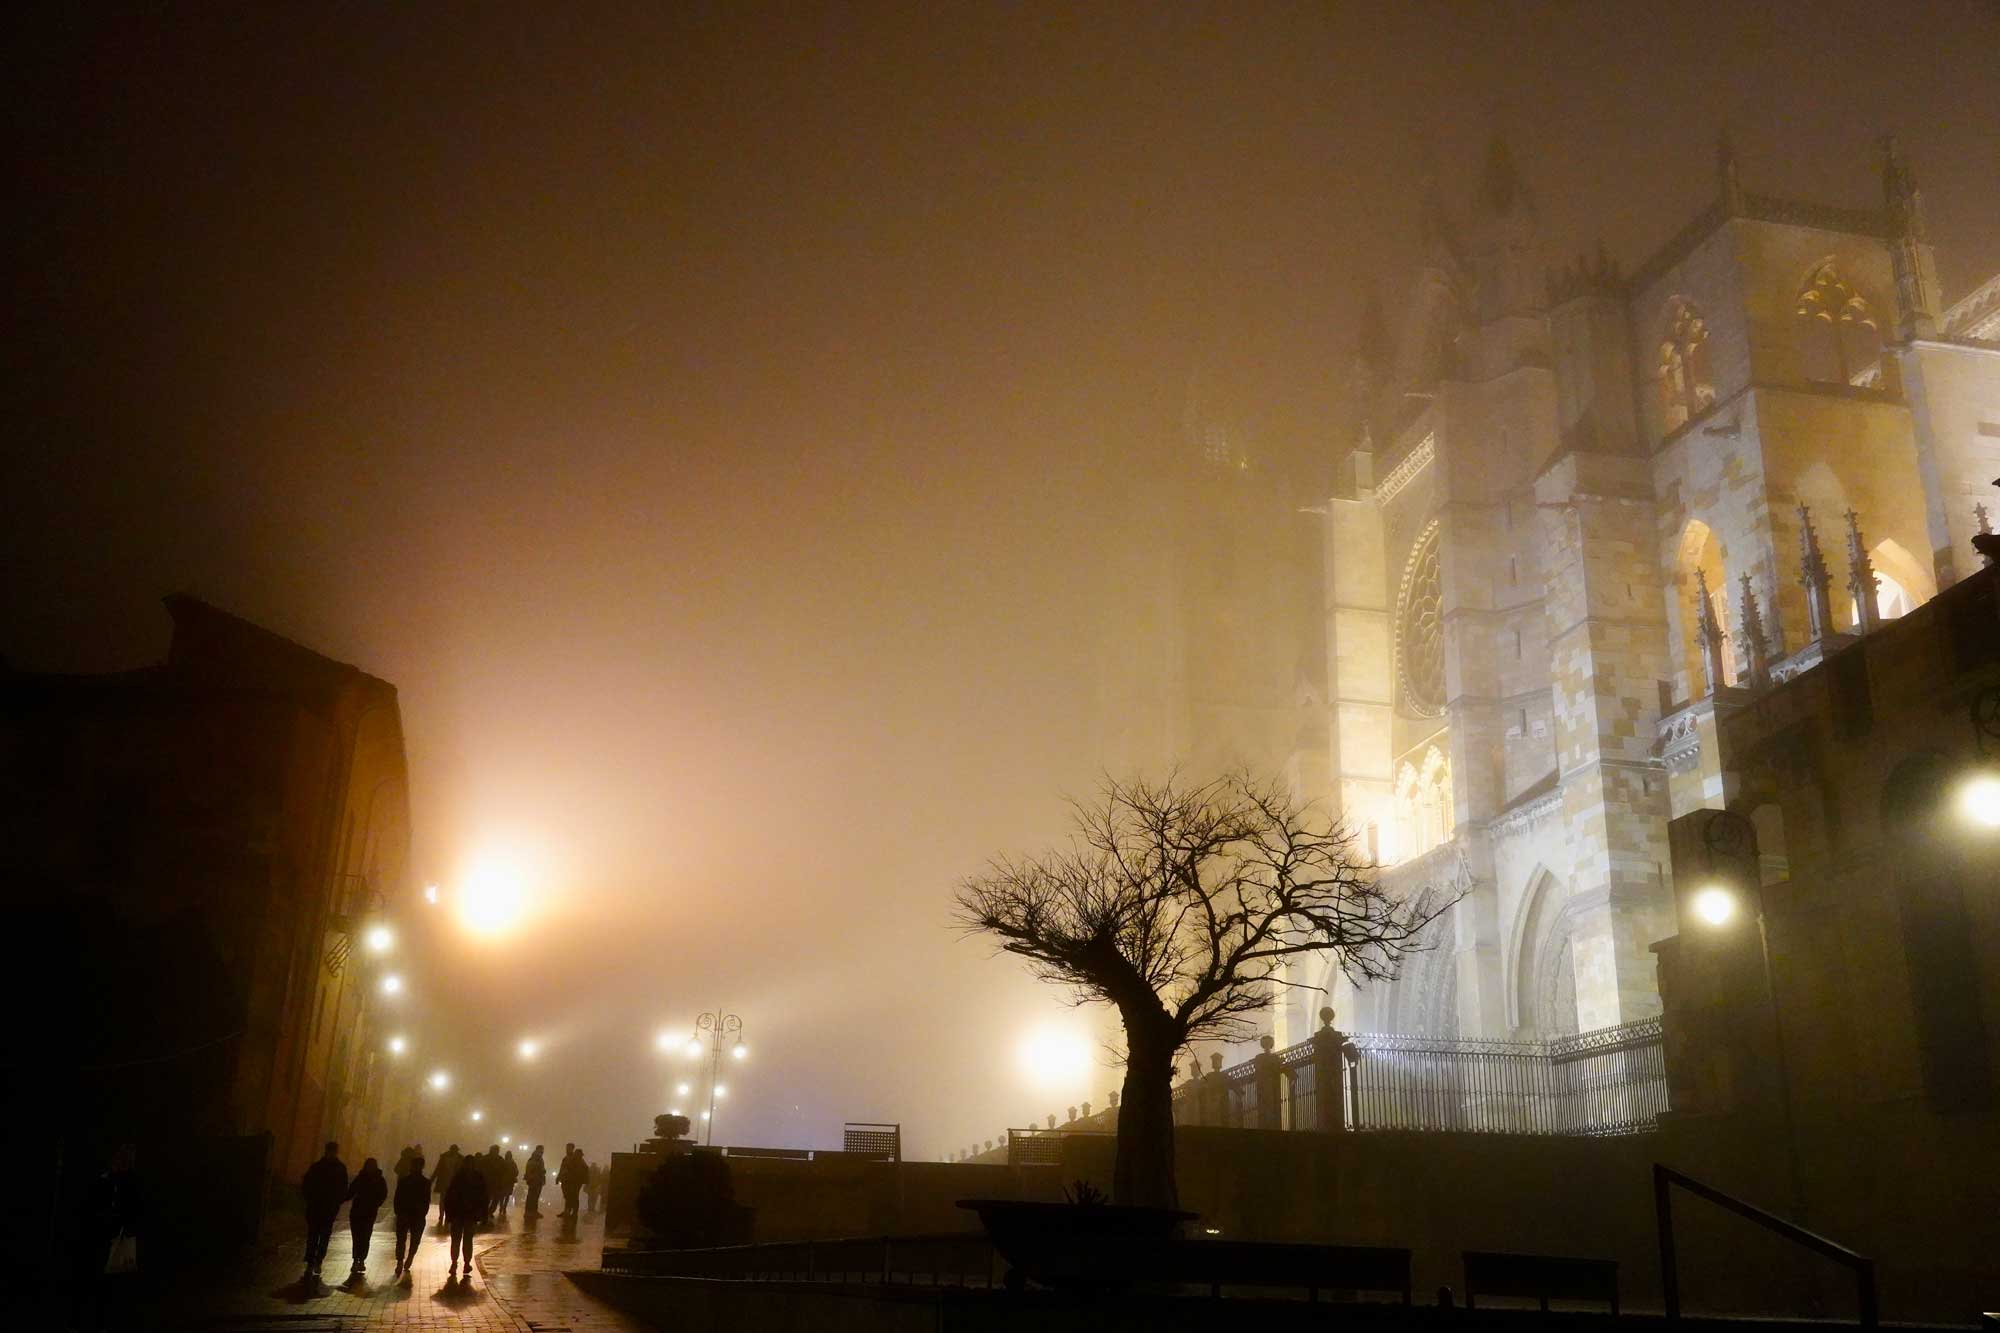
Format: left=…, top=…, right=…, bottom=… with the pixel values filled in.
left=1104, top=139, right=2000, bottom=1046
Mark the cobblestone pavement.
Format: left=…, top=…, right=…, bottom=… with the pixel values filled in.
left=151, top=1206, right=652, bottom=1333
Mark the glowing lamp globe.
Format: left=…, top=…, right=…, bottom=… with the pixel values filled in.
left=1960, top=773, right=2000, bottom=829
left=1691, top=886, right=1737, bottom=927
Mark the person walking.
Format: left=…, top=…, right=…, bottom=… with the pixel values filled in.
left=71, top=1143, right=140, bottom=1332
left=391, top=1150, right=429, bottom=1281
left=300, top=1142, right=349, bottom=1283
left=497, top=1149, right=519, bottom=1218
left=477, top=1145, right=505, bottom=1224
left=522, top=1144, right=547, bottom=1219
left=344, top=1157, right=388, bottom=1282
left=556, top=1143, right=586, bottom=1218
left=432, top=1143, right=463, bottom=1227
left=441, top=1151, right=489, bottom=1282
left=582, top=1159, right=601, bottom=1216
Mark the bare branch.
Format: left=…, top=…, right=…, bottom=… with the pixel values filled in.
left=953, top=770, right=1459, bottom=1054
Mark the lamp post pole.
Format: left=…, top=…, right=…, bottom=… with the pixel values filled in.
left=1701, top=810, right=1806, bottom=1226
left=691, top=1009, right=743, bottom=1146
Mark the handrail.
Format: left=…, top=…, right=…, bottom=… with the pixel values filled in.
left=1654, top=1164, right=1876, bottom=1326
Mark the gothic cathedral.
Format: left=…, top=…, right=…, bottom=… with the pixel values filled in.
left=1103, top=137, right=2000, bottom=1046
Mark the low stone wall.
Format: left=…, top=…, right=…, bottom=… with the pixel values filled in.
left=607, top=1113, right=1997, bottom=1323
left=607, top=1152, right=1069, bottom=1240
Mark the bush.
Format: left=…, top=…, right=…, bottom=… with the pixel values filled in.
left=634, top=1150, right=754, bottom=1248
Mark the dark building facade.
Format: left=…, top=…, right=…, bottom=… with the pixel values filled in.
left=3, top=596, right=416, bottom=1256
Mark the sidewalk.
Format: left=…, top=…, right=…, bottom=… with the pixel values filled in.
left=144, top=1204, right=651, bottom=1332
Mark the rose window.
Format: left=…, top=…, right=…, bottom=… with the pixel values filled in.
left=1397, top=523, right=1446, bottom=717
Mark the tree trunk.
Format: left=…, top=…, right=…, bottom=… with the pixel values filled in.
left=1111, top=1025, right=1180, bottom=1209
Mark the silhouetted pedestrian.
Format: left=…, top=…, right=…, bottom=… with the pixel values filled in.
left=583, top=1159, right=601, bottom=1215
left=557, top=1143, right=586, bottom=1218
left=477, top=1145, right=505, bottom=1224
left=441, top=1154, right=489, bottom=1281
left=432, top=1142, right=463, bottom=1226
left=391, top=1152, right=429, bottom=1281
left=497, top=1149, right=519, bottom=1217
left=300, top=1142, right=349, bottom=1282
left=344, top=1157, right=387, bottom=1281
left=71, top=1143, right=140, bottom=1332
left=523, top=1144, right=547, bottom=1218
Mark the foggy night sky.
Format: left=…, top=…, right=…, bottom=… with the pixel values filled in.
left=5, top=3, right=1996, bottom=1157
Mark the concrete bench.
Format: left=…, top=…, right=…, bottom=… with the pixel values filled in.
left=1463, top=1250, right=1619, bottom=1313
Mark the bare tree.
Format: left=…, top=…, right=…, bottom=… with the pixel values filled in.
left=954, top=772, right=1449, bottom=1209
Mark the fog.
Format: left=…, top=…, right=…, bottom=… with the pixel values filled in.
left=6, top=2, right=1996, bottom=1158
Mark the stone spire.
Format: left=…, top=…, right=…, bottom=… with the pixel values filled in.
left=1882, top=136, right=1940, bottom=340
left=1977, top=502, right=1996, bottom=568
left=1737, top=574, right=1772, bottom=689
left=1717, top=127, right=1745, bottom=216
left=1797, top=505, right=1837, bottom=643
left=1846, top=509, right=1883, bottom=633
left=1694, top=567, right=1729, bottom=695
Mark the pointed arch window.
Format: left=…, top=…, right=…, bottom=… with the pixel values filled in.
left=1657, top=297, right=1716, bottom=431
left=1796, top=261, right=1882, bottom=386
left=1388, top=745, right=1453, bottom=864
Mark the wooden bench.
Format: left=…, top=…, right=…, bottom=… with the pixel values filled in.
left=1463, top=1250, right=1619, bottom=1313
left=1149, top=1240, right=1413, bottom=1303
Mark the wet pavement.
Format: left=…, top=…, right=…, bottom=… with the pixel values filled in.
left=142, top=1205, right=653, bottom=1332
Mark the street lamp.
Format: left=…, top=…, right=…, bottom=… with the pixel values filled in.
left=470, top=1109, right=484, bottom=1123
left=1959, top=773, right=2000, bottom=828
left=380, top=973, right=404, bottom=997
left=429, top=1070, right=450, bottom=1092
left=1690, top=885, right=1737, bottom=926
left=687, top=1009, right=746, bottom=1146
left=387, top=1035, right=407, bottom=1056
left=1693, top=809, right=1804, bottom=1221
left=518, top=1039, right=540, bottom=1060
left=364, top=923, right=395, bottom=954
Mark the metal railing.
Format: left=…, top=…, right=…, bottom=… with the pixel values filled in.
left=1655, top=1164, right=1876, bottom=1326
left=1006, top=1127, right=1112, bottom=1166
left=1155, top=1016, right=1667, bottom=1138
left=1346, top=1018, right=1668, bottom=1135
left=842, top=1122, right=901, bottom=1162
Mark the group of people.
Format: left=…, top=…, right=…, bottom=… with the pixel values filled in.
left=298, top=1138, right=600, bottom=1287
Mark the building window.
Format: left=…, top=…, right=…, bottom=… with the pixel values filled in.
left=1396, top=521, right=1447, bottom=717
left=1796, top=261, right=1882, bottom=386
left=1389, top=745, right=1454, bottom=864
left=1657, top=297, right=1716, bottom=431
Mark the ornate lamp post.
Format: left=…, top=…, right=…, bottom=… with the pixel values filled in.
left=685, top=1009, right=746, bottom=1146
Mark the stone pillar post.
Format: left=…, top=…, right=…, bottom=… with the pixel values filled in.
left=1309, top=1007, right=1350, bottom=1133
left=1254, top=1035, right=1283, bottom=1131
left=1198, top=1052, right=1229, bottom=1126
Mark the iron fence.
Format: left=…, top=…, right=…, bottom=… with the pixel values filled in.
left=1005, top=1017, right=1666, bottom=1155
left=1345, top=1018, right=1667, bottom=1135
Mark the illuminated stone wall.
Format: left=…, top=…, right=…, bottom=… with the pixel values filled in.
left=1310, top=147, right=2000, bottom=1044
